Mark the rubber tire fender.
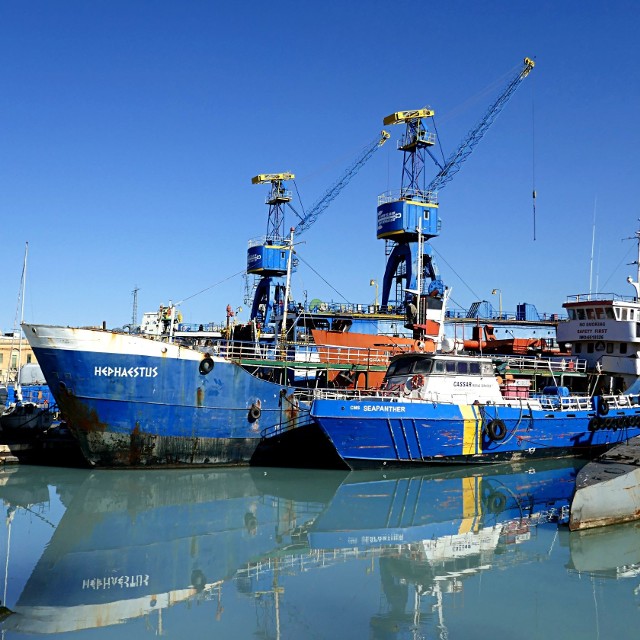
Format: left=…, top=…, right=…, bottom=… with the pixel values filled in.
left=199, top=356, right=214, bottom=375
left=248, top=404, right=262, bottom=423
left=486, top=418, right=507, bottom=442
left=596, top=396, right=609, bottom=416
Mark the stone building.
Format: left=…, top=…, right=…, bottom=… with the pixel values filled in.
left=0, top=333, right=36, bottom=383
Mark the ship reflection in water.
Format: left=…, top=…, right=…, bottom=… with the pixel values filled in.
left=2, top=461, right=640, bottom=639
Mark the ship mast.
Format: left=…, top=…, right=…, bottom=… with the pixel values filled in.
left=626, top=225, right=640, bottom=300
left=279, top=228, right=295, bottom=357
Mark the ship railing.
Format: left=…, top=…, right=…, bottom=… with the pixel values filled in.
left=499, top=354, right=587, bottom=373
left=216, top=339, right=411, bottom=367
left=566, top=292, right=638, bottom=303
left=300, top=388, right=397, bottom=402
left=246, top=234, right=289, bottom=249
left=260, top=411, right=315, bottom=439
left=236, top=546, right=386, bottom=583
left=600, top=393, right=640, bottom=409
left=535, top=395, right=593, bottom=411
left=377, top=188, right=438, bottom=206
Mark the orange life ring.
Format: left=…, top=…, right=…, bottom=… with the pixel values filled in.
left=410, top=374, right=424, bottom=390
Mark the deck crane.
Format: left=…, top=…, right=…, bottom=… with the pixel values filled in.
left=377, top=57, right=535, bottom=326
left=247, top=130, right=390, bottom=326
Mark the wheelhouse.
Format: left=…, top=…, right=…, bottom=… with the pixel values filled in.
left=384, top=353, right=494, bottom=380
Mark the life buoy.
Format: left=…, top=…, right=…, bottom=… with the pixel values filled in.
left=414, top=340, right=425, bottom=353
left=486, top=418, right=507, bottom=442
left=410, top=374, right=424, bottom=390
left=596, top=396, right=609, bottom=416
left=199, top=356, right=214, bottom=375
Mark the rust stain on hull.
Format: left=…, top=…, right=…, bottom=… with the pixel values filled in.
left=57, top=385, right=109, bottom=433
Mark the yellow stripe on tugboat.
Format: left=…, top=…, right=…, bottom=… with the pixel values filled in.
left=461, top=404, right=482, bottom=456
left=459, top=475, right=481, bottom=534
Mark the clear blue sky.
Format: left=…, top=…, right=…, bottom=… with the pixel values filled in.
left=2, top=0, right=639, bottom=332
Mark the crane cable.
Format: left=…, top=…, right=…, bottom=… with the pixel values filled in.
left=531, top=74, right=537, bottom=241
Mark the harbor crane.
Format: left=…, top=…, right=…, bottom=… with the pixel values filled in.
left=377, top=57, right=535, bottom=318
left=247, top=130, right=390, bottom=326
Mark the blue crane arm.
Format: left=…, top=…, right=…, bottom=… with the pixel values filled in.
left=427, top=57, right=535, bottom=195
left=294, top=130, right=390, bottom=236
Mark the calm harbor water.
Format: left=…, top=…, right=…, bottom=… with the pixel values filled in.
left=1, top=461, right=640, bottom=639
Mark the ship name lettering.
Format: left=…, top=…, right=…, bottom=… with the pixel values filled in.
left=94, top=366, right=159, bottom=378
left=361, top=533, right=404, bottom=544
left=363, top=404, right=406, bottom=413
left=82, top=574, right=150, bottom=590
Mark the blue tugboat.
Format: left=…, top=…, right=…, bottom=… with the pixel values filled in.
left=257, top=347, right=640, bottom=469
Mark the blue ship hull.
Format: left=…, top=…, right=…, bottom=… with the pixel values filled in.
left=269, top=396, right=640, bottom=470
left=24, top=325, right=299, bottom=467
left=4, top=467, right=328, bottom=634
left=307, top=459, right=580, bottom=550
left=5, top=462, right=578, bottom=635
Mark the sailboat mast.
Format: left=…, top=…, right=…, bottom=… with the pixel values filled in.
left=15, top=243, right=28, bottom=399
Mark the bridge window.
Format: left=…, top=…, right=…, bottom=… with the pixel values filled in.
left=413, top=359, right=433, bottom=374
left=457, top=361, right=469, bottom=374
left=595, top=308, right=605, bottom=319
left=577, top=309, right=586, bottom=320
left=586, top=308, right=595, bottom=319
left=481, top=362, right=494, bottom=375
left=568, top=309, right=576, bottom=320
left=606, top=308, right=614, bottom=319
left=387, top=357, right=417, bottom=377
